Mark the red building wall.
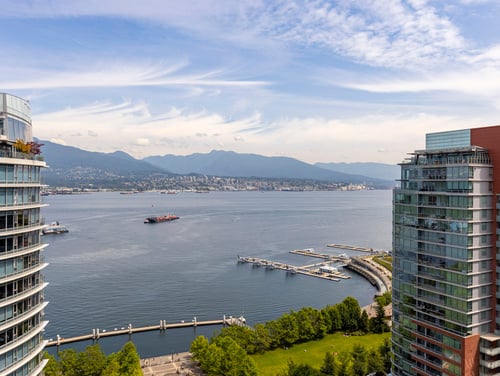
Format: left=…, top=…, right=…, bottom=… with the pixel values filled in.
left=470, top=125, right=500, bottom=372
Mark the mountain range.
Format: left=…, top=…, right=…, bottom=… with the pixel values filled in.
left=37, top=140, right=398, bottom=188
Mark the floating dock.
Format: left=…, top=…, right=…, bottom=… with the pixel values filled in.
left=237, top=255, right=350, bottom=282
left=46, top=316, right=246, bottom=347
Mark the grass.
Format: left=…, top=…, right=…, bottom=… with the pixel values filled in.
left=250, top=332, right=391, bottom=376
left=372, top=255, right=393, bottom=272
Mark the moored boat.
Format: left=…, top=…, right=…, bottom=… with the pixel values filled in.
left=144, top=214, right=179, bottom=223
left=43, top=221, right=69, bottom=234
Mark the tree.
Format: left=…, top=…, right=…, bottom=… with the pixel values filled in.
left=338, top=297, right=361, bottom=332
left=321, top=305, right=342, bottom=333
left=367, top=348, right=385, bottom=375
left=370, top=304, right=389, bottom=334
left=116, top=342, right=142, bottom=376
left=359, top=310, right=369, bottom=333
left=280, top=360, right=321, bottom=376
left=379, top=337, right=392, bottom=372
left=295, top=307, right=327, bottom=341
left=101, top=354, right=120, bottom=376
left=191, top=335, right=210, bottom=358
left=213, top=336, right=257, bottom=376
left=336, top=352, right=355, bottom=376
left=77, top=344, right=107, bottom=376
left=43, top=352, right=61, bottom=376
left=276, top=313, right=299, bottom=347
left=253, top=323, right=272, bottom=353
left=351, top=344, right=368, bottom=376
left=320, top=351, right=337, bottom=376
left=58, top=348, right=79, bottom=376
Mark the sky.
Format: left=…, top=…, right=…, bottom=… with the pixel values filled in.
left=1, top=0, right=500, bottom=164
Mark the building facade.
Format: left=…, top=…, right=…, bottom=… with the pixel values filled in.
left=392, top=125, right=500, bottom=376
left=0, top=94, right=48, bottom=375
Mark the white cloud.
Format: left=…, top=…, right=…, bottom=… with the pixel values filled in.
left=33, top=99, right=481, bottom=163
left=134, top=138, right=150, bottom=146
left=0, top=62, right=268, bottom=91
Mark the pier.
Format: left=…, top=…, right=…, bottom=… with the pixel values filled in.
left=239, top=245, right=392, bottom=293
left=237, top=255, right=350, bottom=282
left=327, top=244, right=377, bottom=253
left=46, top=315, right=246, bottom=347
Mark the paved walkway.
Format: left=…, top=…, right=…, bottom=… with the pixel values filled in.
left=141, top=352, right=203, bottom=376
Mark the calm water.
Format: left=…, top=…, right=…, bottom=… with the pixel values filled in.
left=42, top=190, right=392, bottom=357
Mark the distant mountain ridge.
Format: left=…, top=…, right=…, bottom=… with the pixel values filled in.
left=39, top=140, right=172, bottom=188
left=315, top=162, right=400, bottom=182
left=38, top=140, right=395, bottom=188
left=144, top=150, right=394, bottom=187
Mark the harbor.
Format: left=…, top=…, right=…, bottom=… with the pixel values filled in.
left=46, top=316, right=246, bottom=347
left=237, top=251, right=351, bottom=282
left=238, top=245, right=392, bottom=293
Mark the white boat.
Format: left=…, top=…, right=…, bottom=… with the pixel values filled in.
left=43, top=221, right=69, bottom=235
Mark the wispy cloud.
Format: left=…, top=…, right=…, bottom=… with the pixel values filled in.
left=33, top=99, right=480, bottom=163
left=0, top=0, right=468, bottom=70
left=0, top=62, right=268, bottom=90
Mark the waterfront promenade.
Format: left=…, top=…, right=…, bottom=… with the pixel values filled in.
left=141, top=352, right=202, bottom=376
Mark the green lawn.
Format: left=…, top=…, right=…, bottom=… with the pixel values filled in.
left=251, top=332, right=391, bottom=375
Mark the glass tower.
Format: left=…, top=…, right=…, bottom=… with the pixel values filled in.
left=0, top=93, right=48, bottom=375
left=392, top=128, right=500, bottom=375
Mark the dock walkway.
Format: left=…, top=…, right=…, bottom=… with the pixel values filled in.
left=327, top=244, right=377, bottom=253
left=47, top=316, right=246, bottom=347
left=237, top=255, right=350, bottom=282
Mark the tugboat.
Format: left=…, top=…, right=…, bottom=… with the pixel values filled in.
left=144, top=214, right=179, bottom=223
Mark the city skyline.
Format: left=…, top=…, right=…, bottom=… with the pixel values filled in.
left=1, top=1, right=500, bottom=163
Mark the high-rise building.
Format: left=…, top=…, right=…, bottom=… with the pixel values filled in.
left=0, top=93, right=48, bottom=375
left=392, top=125, right=500, bottom=376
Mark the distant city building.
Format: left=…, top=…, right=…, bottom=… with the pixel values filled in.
left=0, top=93, right=49, bottom=375
left=392, top=125, right=500, bottom=375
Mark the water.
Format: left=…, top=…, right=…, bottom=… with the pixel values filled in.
left=42, top=190, right=392, bottom=357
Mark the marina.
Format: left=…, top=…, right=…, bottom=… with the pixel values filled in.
left=238, top=246, right=392, bottom=293
left=237, top=253, right=351, bottom=282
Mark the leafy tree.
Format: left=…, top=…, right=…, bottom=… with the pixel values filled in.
left=213, top=336, right=257, bottom=376
left=116, top=342, right=141, bottom=376
left=295, top=307, right=327, bottom=341
left=320, top=351, right=337, bottom=376
left=336, top=352, right=355, bottom=376
left=77, top=344, right=107, bottom=376
left=359, top=310, right=369, bottom=333
left=370, top=304, right=389, bottom=334
left=58, top=348, right=79, bottom=376
left=375, top=291, right=392, bottom=307
left=367, top=348, right=385, bottom=375
left=191, top=335, right=210, bottom=359
left=252, top=323, right=272, bottom=353
left=203, top=343, right=225, bottom=376
left=379, top=337, right=392, bottom=372
left=338, top=297, right=361, bottom=332
left=321, top=305, right=342, bottom=333
left=43, top=352, right=61, bottom=376
left=276, top=313, right=299, bottom=347
left=351, top=344, right=368, bottom=376
left=101, top=354, right=120, bottom=376
left=218, top=325, right=257, bottom=354
left=280, top=360, right=321, bottom=376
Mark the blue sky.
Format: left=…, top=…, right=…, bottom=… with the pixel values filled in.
left=1, top=0, right=500, bottom=164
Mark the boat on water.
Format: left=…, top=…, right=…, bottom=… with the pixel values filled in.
left=43, top=221, right=69, bottom=235
left=144, top=214, right=179, bottom=223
